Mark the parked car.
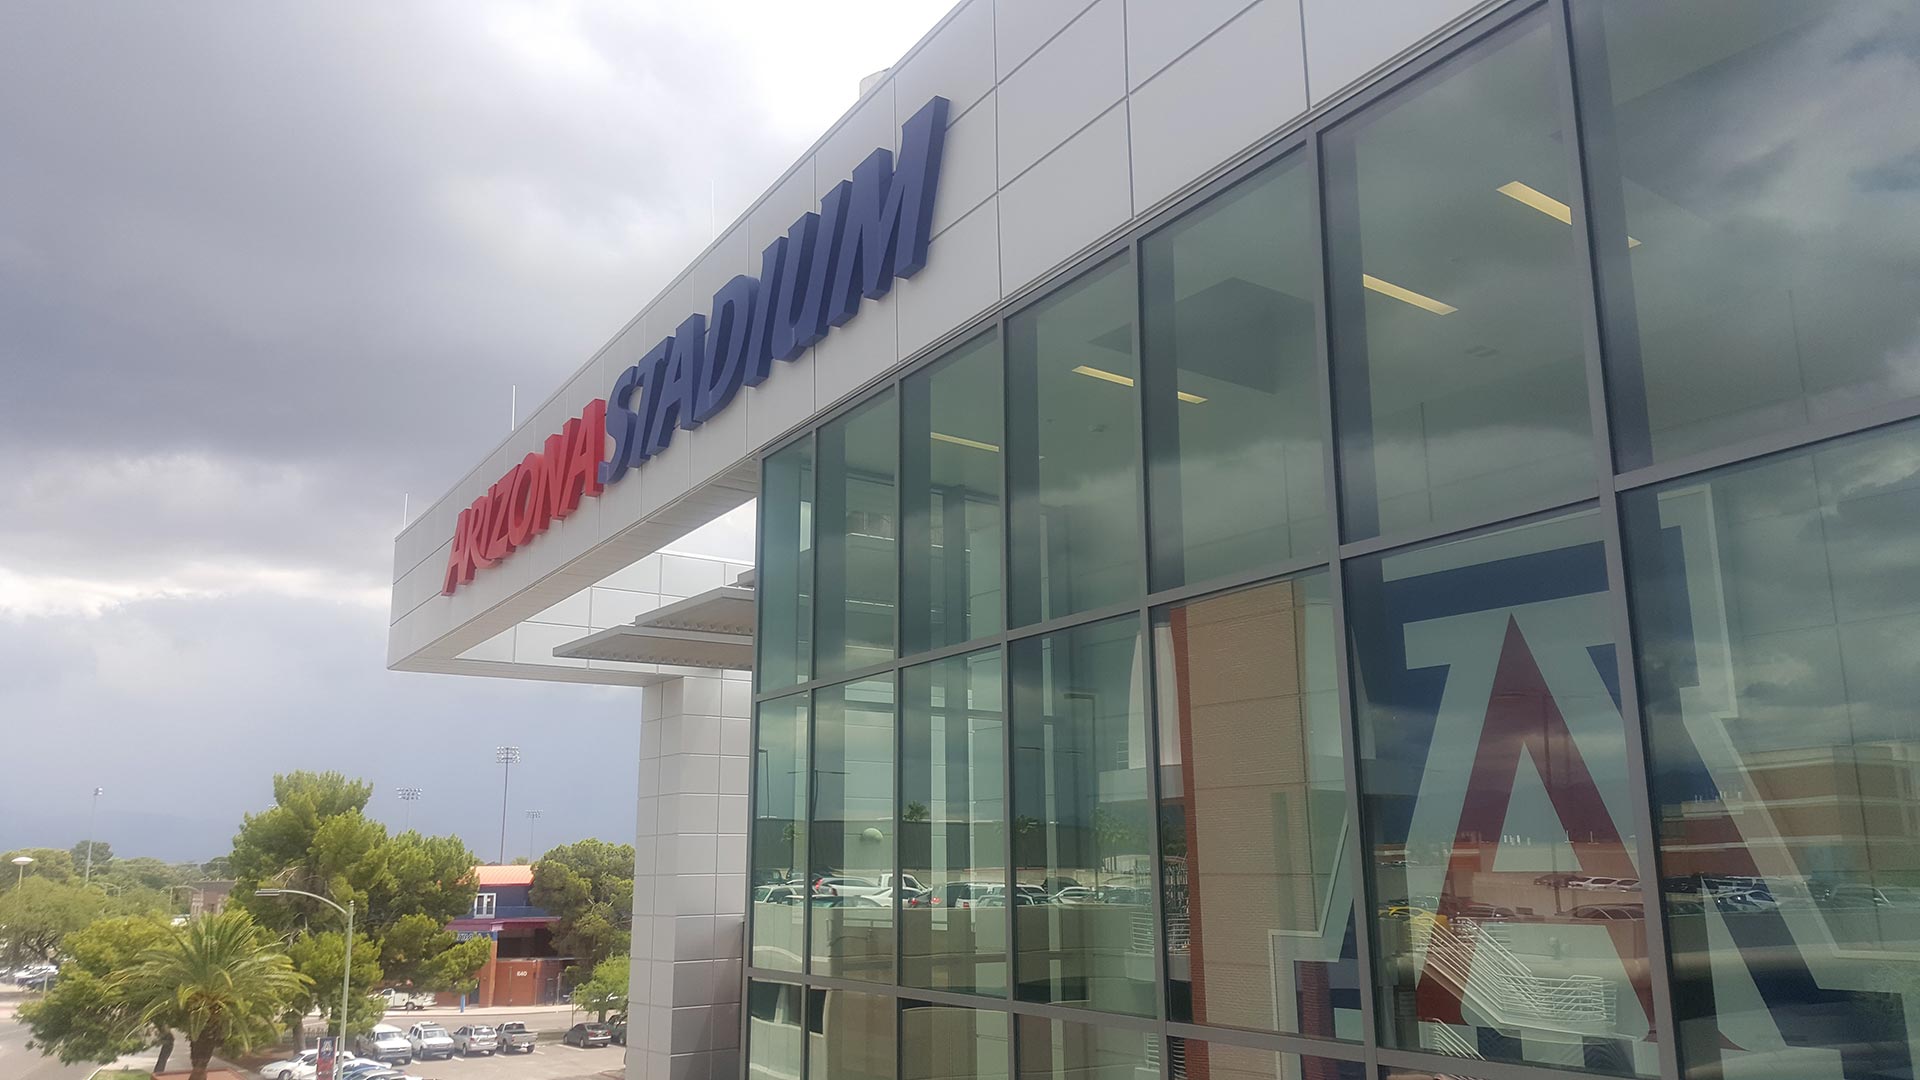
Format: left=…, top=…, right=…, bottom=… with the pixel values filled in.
left=259, top=1049, right=320, bottom=1080
left=355, top=1024, right=412, bottom=1065
left=378, top=986, right=436, bottom=1011
left=610, top=1016, right=627, bottom=1046
left=753, top=885, right=803, bottom=905
left=564, top=1022, right=614, bottom=1048
left=452, top=1025, right=499, bottom=1056
left=406, top=1023, right=455, bottom=1061
left=497, top=1021, right=537, bottom=1054
left=1050, top=886, right=1101, bottom=905
left=810, top=873, right=925, bottom=899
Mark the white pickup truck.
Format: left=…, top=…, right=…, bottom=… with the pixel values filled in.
left=378, top=986, right=436, bottom=1011
left=812, top=873, right=925, bottom=900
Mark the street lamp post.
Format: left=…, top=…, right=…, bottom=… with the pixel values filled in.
left=257, top=889, right=356, bottom=1046
left=396, top=787, right=422, bottom=832
left=524, top=809, right=543, bottom=862
left=495, top=746, right=521, bottom=864
left=83, top=787, right=103, bottom=884
left=12, top=855, right=33, bottom=887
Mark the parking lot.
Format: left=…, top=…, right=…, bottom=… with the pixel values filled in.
left=393, top=1042, right=623, bottom=1080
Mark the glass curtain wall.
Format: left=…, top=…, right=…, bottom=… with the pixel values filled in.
left=747, top=3, right=1920, bottom=1079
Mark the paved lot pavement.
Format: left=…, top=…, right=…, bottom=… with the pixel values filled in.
left=0, top=994, right=96, bottom=1080
left=397, top=1042, right=625, bottom=1080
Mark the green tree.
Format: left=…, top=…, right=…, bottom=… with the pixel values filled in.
left=377, top=914, right=491, bottom=995
left=0, top=877, right=105, bottom=965
left=18, top=914, right=175, bottom=1068
left=571, top=955, right=629, bottom=1021
left=70, top=841, right=113, bottom=872
left=530, top=839, right=634, bottom=979
left=127, top=909, right=310, bottom=1080
left=104, top=857, right=191, bottom=893
left=1, top=848, right=77, bottom=888
left=284, top=930, right=384, bottom=1039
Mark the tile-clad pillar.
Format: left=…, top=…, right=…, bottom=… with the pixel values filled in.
left=628, top=669, right=753, bottom=1080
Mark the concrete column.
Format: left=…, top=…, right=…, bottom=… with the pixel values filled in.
left=628, top=669, right=753, bottom=1080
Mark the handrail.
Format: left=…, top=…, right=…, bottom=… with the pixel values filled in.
left=1413, top=915, right=1616, bottom=1028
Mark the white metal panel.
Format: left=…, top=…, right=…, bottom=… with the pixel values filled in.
left=688, top=388, right=752, bottom=491
left=812, top=291, right=900, bottom=411
left=513, top=621, right=591, bottom=668
left=892, top=0, right=995, bottom=120
left=532, top=590, right=592, bottom=627
left=1128, top=0, right=1309, bottom=211
left=995, top=0, right=1126, bottom=184
left=995, top=0, right=1101, bottom=78
left=997, top=104, right=1132, bottom=292
left=745, top=158, right=817, bottom=257
left=929, top=91, right=997, bottom=238
left=1300, top=0, right=1486, bottom=104
left=898, top=197, right=1001, bottom=358
left=1126, top=0, right=1264, bottom=88
left=745, top=347, right=817, bottom=450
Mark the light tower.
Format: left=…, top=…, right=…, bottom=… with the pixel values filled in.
left=396, top=786, right=422, bottom=831
left=494, top=746, right=521, bottom=864
left=82, top=786, right=103, bottom=883
left=524, top=808, right=544, bottom=862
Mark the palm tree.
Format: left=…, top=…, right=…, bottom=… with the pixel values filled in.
left=124, top=909, right=311, bottom=1080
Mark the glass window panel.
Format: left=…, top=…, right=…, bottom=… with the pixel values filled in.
left=1624, top=420, right=1920, bottom=1080
left=1142, top=154, right=1328, bottom=590
left=1008, top=257, right=1145, bottom=626
left=1011, top=615, right=1156, bottom=1017
left=810, top=676, right=896, bottom=981
left=1154, top=573, right=1359, bottom=1039
left=1013, top=1015, right=1156, bottom=1080
left=759, top=436, right=814, bottom=692
left=747, top=981, right=806, bottom=1080
left=902, top=1001, right=1009, bottom=1080
left=807, top=987, right=895, bottom=1080
left=1573, top=2, right=1920, bottom=471
left=816, top=390, right=898, bottom=676
left=902, top=331, right=1005, bottom=654
left=1169, top=1038, right=1365, bottom=1080
left=1323, top=15, right=1595, bottom=543
left=1378, top=1070, right=1488, bottom=1080
left=902, top=648, right=1008, bottom=996
left=1346, top=509, right=1657, bottom=1075
left=752, top=693, right=809, bottom=973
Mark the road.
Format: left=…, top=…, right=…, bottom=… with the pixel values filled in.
left=0, top=993, right=96, bottom=1080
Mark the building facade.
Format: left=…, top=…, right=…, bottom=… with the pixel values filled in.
left=447, top=865, right=569, bottom=1007
left=389, top=2, right=1920, bottom=1079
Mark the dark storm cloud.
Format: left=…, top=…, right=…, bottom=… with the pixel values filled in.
left=0, top=1, right=949, bottom=858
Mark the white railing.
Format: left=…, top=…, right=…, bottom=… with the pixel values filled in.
left=1425, top=1022, right=1486, bottom=1079
left=1413, top=916, right=1616, bottom=1028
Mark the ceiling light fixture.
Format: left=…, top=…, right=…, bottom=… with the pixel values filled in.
left=1362, top=274, right=1457, bottom=315
left=1497, top=180, right=1641, bottom=248
left=1071, top=365, right=1206, bottom=403
left=931, top=431, right=1000, bottom=453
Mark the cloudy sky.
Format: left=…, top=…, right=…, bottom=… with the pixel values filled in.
left=0, top=2, right=951, bottom=863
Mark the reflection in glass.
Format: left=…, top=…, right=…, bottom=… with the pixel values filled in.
left=1007, top=257, right=1145, bottom=626
left=1014, top=1015, right=1156, bottom=1080
left=1574, top=1, right=1920, bottom=470
left=752, top=695, right=808, bottom=973
left=810, top=677, right=896, bottom=981
left=1155, top=574, right=1358, bottom=1038
left=760, top=437, right=814, bottom=692
left=807, top=987, right=895, bottom=1080
left=747, top=981, right=805, bottom=1080
left=1169, top=1038, right=1364, bottom=1080
left=815, top=391, right=897, bottom=677
left=902, top=332, right=1004, bottom=655
left=1142, top=154, right=1327, bottom=590
left=902, top=1001, right=1008, bottom=1080
left=902, top=649, right=1007, bottom=996
left=1323, top=14, right=1594, bottom=542
left=1011, top=615, right=1155, bottom=1017
left=1346, top=510, right=1656, bottom=1075
left=1625, top=421, right=1920, bottom=1080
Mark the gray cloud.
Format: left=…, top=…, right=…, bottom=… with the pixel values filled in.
left=0, top=1, right=948, bottom=859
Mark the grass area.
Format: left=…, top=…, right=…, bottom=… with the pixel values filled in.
left=94, top=1070, right=153, bottom=1080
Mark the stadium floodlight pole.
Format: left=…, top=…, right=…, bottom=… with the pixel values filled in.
left=257, top=888, right=354, bottom=1043
left=83, top=787, right=103, bottom=884
left=12, top=855, right=32, bottom=887
left=396, top=786, right=422, bottom=832
left=524, top=809, right=544, bottom=862
left=495, top=746, right=521, bottom=864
